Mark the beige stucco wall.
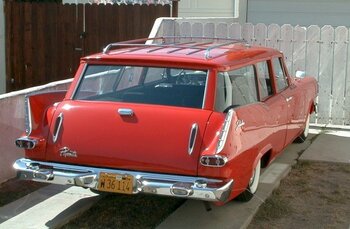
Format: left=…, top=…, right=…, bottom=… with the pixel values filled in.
left=0, top=79, right=72, bottom=183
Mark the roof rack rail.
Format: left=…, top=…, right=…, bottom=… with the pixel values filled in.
left=102, top=36, right=248, bottom=59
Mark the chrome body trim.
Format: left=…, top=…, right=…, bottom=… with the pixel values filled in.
left=118, top=108, right=134, bottom=116
left=216, top=109, right=234, bottom=153
left=201, top=70, right=210, bottom=109
left=24, top=96, right=32, bottom=136
left=200, top=155, right=228, bottom=167
left=13, top=158, right=234, bottom=202
left=235, top=119, right=245, bottom=130
left=53, top=112, right=64, bottom=143
left=286, top=96, right=293, bottom=102
left=188, top=123, right=198, bottom=155
left=15, top=137, right=38, bottom=149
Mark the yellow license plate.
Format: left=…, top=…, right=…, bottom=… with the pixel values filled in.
left=97, top=172, right=133, bottom=194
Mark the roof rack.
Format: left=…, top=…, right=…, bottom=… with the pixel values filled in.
left=102, top=36, right=248, bottom=59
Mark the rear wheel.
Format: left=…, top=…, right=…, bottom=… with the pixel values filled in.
left=295, top=113, right=310, bottom=143
left=236, top=159, right=261, bottom=202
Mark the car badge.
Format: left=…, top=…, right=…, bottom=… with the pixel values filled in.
left=235, top=119, right=245, bottom=130
left=59, top=147, right=78, bottom=158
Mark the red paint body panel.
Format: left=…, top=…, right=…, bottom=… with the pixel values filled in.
left=46, top=101, right=212, bottom=176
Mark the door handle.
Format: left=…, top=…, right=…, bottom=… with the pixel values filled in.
left=118, top=108, right=134, bottom=116
left=286, top=96, right=293, bottom=102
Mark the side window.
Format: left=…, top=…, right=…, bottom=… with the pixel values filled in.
left=215, top=65, right=258, bottom=112
left=228, top=65, right=258, bottom=105
left=215, top=72, right=233, bottom=112
left=256, top=61, right=273, bottom=100
left=272, top=58, right=288, bottom=92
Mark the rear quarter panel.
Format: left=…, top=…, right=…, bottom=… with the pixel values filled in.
left=24, top=91, right=66, bottom=160
left=198, top=102, right=286, bottom=200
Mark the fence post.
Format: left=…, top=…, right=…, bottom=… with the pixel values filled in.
left=172, top=0, right=178, bottom=17
left=0, top=0, right=6, bottom=94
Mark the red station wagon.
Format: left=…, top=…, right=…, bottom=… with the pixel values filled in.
left=14, top=37, right=317, bottom=204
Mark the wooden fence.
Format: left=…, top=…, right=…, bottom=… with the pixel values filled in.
left=153, top=19, right=350, bottom=126
left=4, top=2, right=170, bottom=91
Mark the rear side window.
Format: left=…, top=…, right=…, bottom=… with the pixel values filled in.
left=256, top=61, right=273, bottom=99
left=272, top=58, right=288, bottom=92
left=215, top=65, right=258, bottom=112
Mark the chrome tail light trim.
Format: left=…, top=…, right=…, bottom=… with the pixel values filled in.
left=13, top=158, right=234, bottom=202
left=216, top=109, right=234, bottom=154
left=24, top=96, right=32, bottom=136
left=200, top=155, right=228, bottom=167
left=188, top=123, right=198, bottom=155
left=53, top=112, right=64, bottom=143
left=15, top=137, right=38, bottom=149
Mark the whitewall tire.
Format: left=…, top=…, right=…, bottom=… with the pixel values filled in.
left=236, top=159, right=261, bottom=202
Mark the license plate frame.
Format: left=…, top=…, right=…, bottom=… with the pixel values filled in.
left=97, top=172, right=134, bottom=194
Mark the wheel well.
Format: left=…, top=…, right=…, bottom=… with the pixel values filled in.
left=261, top=150, right=272, bottom=168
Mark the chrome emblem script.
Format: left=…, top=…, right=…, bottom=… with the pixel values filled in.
left=59, top=147, right=78, bottom=158
left=235, top=119, right=245, bottom=130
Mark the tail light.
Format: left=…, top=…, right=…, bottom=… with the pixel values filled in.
left=200, top=155, right=228, bottom=167
left=15, top=137, right=37, bottom=149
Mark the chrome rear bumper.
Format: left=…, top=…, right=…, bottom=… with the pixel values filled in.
left=13, top=158, right=234, bottom=202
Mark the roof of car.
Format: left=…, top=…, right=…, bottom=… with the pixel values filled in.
left=82, top=37, right=282, bottom=70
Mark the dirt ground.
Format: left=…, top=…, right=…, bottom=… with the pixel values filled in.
left=0, top=179, right=47, bottom=207
left=60, top=193, right=185, bottom=229
left=249, top=161, right=350, bottom=229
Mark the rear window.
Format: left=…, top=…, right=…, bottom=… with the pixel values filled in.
left=74, top=65, right=208, bottom=109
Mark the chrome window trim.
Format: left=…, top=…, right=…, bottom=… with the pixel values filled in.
left=71, top=64, right=87, bottom=100
left=188, top=123, right=198, bottom=155
left=201, top=70, right=210, bottom=109
left=24, top=96, right=32, bottom=136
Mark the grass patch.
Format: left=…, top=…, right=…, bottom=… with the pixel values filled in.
left=0, top=179, right=47, bottom=207
left=61, top=193, right=185, bottom=229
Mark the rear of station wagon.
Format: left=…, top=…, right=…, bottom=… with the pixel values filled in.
left=14, top=37, right=317, bottom=204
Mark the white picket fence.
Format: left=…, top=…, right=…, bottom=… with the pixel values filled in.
left=152, top=18, right=350, bottom=126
